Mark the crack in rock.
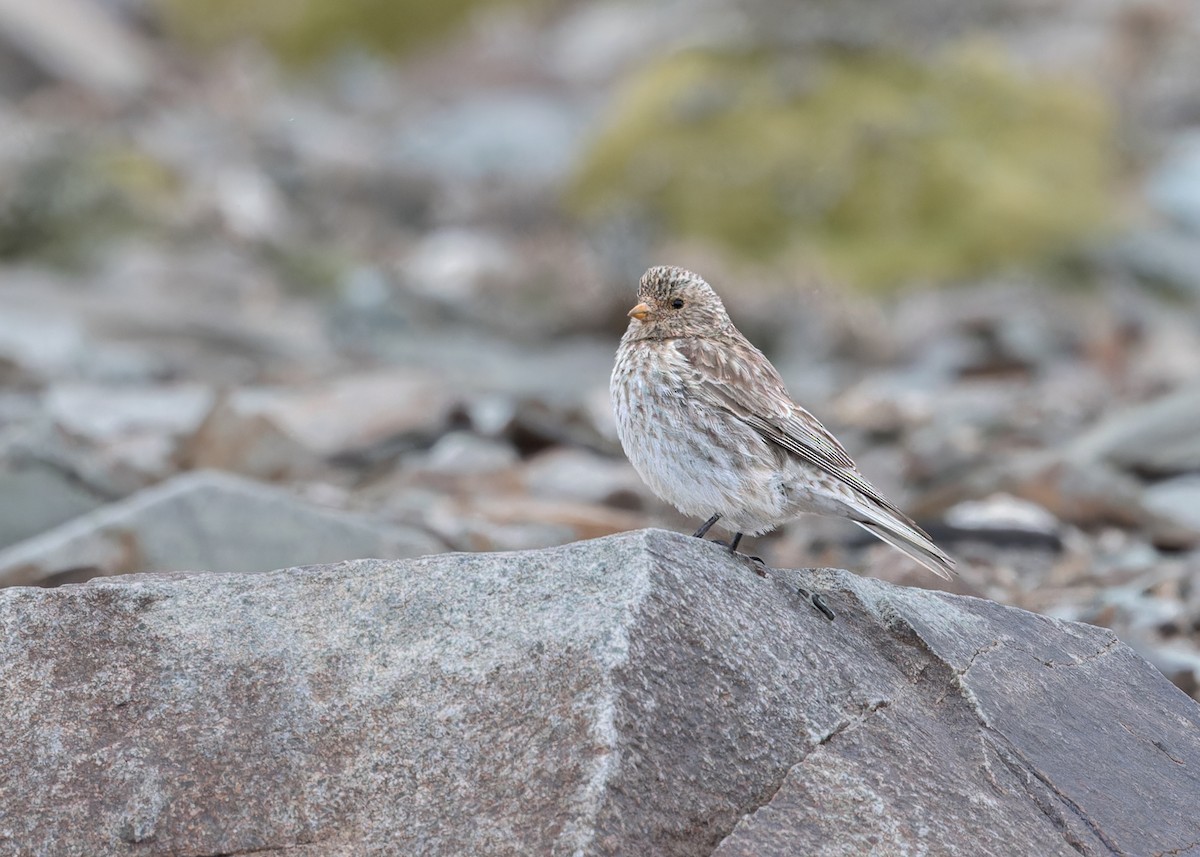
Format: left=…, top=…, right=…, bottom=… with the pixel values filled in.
left=1119, top=721, right=1188, bottom=766
left=711, top=698, right=893, bottom=856
left=874, top=601, right=1128, bottom=856
left=986, top=730, right=1130, bottom=856
left=1040, top=635, right=1120, bottom=669
left=957, top=639, right=1004, bottom=678
left=815, top=698, right=892, bottom=746
left=199, top=844, right=292, bottom=857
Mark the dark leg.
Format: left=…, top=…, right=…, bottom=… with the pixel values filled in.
left=692, top=514, right=721, bottom=539
left=713, top=532, right=767, bottom=576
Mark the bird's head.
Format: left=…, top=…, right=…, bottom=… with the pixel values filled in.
left=624, top=266, right=732, bottom=341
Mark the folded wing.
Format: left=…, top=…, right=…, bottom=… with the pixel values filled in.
left=675, top=335, right=955, bottom=578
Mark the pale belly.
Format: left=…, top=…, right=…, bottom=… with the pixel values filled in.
left=611, top=352, right=792, bottom=534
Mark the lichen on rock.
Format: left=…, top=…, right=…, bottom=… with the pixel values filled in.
left=569, top=43, right=1118, bottom=291
left=156, top=0, right=530, bottom=66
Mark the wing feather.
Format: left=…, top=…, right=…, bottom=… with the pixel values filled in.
left=673, top=336, right=918, bottom=526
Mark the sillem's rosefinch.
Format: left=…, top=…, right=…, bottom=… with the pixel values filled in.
left=611, top=265, right=955, bottom=580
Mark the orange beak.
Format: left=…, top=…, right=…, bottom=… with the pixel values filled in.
left=627, top=302, right=651, bottom=322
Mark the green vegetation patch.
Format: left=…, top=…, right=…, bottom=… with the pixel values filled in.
left=569, top=45, right=1117, bottom=290
left=0, top=144, right=178, bottom=267
left=157, top=0, right=524, bottom=66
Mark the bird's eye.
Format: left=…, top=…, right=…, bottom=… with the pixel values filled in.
left=671, top=298, right=684, bottom=309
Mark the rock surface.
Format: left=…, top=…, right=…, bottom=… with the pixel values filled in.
left=1, top=529, right=1197, bottom=856
left=0, top=470, right=444, bottom=587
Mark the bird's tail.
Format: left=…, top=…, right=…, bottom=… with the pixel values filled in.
left=852, top=513, right=956, bottom=580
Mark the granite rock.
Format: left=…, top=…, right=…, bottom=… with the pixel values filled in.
left=1, top=529, right=1197, bottom=856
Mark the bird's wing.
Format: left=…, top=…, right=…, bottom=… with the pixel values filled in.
left=674, top=335, right=908, bottom=520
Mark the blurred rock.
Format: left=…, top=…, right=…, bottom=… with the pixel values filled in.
left=0, top=250, right=334, bottom=385
left=0, top=308, right=88, bottom=385
left=1126, top=303, right=1200, bottom=391
left=547, top=2, right=667, bottom=83
left=413, top=430, right=518, bottom=476
left=1114, top=228, right=1200, bottom=297
left=833, top=367, right=940, bottom=433
left=944, top=493, right=1060, bottom=535
left=0, top=461, right=108, bottom=549
left=3, top=530, right=1199, bottom=856
left=187, top=370, right=455, bottom=480
left=1147, top=130, right=1200, bottom=234
left=45, top=382, right=213, bottom=444
left=1149, top=644, right=1200, bottom=700
left=1090, top=531, right=1161, bottom=580
left=0, top=0, right=152, bottom=97
left=1141, top=475, right=1200, bottom=548
left=342, top=326, right=615, bottom=407
left=392, top=92, right=585, bottom=185
left=1067, top=383, right=1200, bottom=476
left=212, top=166, right=290, bottom=242
left=0, top=384, right=216, bottom=501
left=429, top=509, right=578, bottom=553
left=1008, top=458, right=1147, bottom=530
left=421, top=494, right=643, bottom=552
left=506, top=399, right=613, bottom=458
left=403, top=227, right=515, bottom=305
left=584, top=384, right=620, bottom=445
left=462, top=392, right=518, bottom=437
left=523, top=447, right=645, bottom=508
left=0, top=469, right=444, bottom=587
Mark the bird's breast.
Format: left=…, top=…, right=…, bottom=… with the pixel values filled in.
left=611, top=341, right=785, bottom=525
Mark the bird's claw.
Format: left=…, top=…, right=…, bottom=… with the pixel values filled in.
left=710, top=540, right=769, bottom=577
left=745, top=554, right=768, bottom=577
left=797, top=586, right=836, bottom=621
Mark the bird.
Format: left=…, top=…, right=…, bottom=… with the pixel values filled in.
left=610, top=265, right=955, bottom=584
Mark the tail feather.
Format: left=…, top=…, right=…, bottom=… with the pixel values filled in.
left=853, top=517, right=956, bottom=580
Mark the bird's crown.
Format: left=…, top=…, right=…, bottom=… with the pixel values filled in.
left=638, top=265, right=715, bottom=301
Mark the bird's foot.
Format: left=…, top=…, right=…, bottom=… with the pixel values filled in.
left=712, top=539, right=768, bottom=577
left=797, top=587, right=836, bottom=621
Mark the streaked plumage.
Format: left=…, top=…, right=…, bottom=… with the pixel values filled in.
left=610, top=265, right=955, bottom=580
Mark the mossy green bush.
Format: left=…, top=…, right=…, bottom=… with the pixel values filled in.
left=156, top=0, right=520, bottom=66
left=0, top=144, right=177, bottom=266
left=569, top=44, right=1117, bottom=290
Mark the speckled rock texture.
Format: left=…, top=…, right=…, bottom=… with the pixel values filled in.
left=1, top=529, right=1198, bottom=856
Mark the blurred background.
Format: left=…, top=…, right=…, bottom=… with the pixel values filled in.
left=1, top=0, right=1199, bottom=696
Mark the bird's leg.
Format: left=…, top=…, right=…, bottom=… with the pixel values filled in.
left=692, top=514, right=721, bottom=539
left=728, top=532, right=743, bottom=552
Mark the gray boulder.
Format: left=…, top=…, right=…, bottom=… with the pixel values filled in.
left=0, top=462, right=108, bottom=550
left=1067, top=382, right=1200, bottom=477
left=0, top=469, right=444, bottom=587
left=1, top=529, right=1198, bottom=856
